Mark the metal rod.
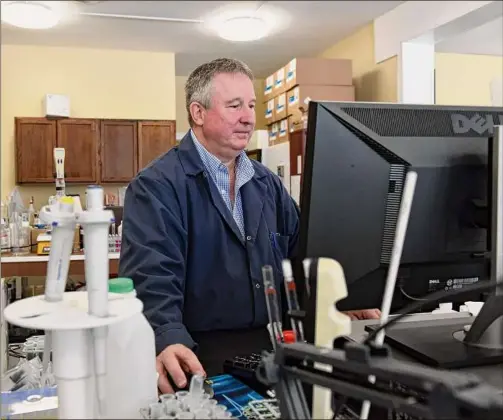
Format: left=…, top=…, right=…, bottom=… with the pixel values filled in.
left=79, top=12, right=204, bottom=23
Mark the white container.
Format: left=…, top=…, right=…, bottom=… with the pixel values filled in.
left=105, top=278, right=158, bottom=418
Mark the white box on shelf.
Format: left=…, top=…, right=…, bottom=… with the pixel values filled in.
left=43, top=94, right=70, bottom=118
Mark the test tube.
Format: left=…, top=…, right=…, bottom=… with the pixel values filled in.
left=189, top=374, right=205, bottom=399
left=202, top=399, right=218, bottom=410
left=262, top=265, right=284, bottom=348
left=211, top=405, right=228, bottom=418
left=175, top=413, right=195, bottom=419
left=163, top=400, right=182, bottom=417
left=160, top=394, right=176, bottom=404
left=149, top=403, right=164, bottom=419
left=175, top=391, right=190, bottom=400
left=193, top=409, right=211, bottom=419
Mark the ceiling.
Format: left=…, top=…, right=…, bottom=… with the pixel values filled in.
left=0, top=0, right=403, bottom=77
left=436, top=17, right=503, bottom=56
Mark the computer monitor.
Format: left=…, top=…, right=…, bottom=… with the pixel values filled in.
left=299, top=102, right=503, bottom=318
left=296, top=102, right=503, bottom=416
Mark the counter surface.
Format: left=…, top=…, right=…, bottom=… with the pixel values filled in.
left=1, top=253, right=120, bottom=263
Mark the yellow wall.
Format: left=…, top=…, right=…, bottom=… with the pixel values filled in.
left=319, top=23, right=398, bottom=103
left=435, top=52, right=503, bottom=106
left=175, top=76, right=190, bottom=134
left=1, top=44, right=176, bottom=207
left=175, top=75, right=266, bottom=133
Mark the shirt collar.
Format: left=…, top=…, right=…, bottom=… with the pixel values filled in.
left=190, top=129, right=255, bottom=180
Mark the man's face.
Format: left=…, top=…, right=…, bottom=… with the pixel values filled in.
left=198, top=72, right=256, bottom=158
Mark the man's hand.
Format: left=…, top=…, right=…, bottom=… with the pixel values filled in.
left=156, top=344, right=206, bottom=394
left=344, top=309, right=381, bottom=321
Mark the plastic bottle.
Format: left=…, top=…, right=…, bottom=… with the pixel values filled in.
left=105, top=277, right=158, bottom=418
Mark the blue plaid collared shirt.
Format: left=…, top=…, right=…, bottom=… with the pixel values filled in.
left=191, top=130, right=255, bottom=238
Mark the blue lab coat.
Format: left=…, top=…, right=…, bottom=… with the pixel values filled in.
left=119, top=132, right=300, bottom=369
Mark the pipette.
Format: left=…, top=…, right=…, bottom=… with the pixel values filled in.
left=261, top=265, right=284, bottom=349
left=281, top=260, right=305, bottom=342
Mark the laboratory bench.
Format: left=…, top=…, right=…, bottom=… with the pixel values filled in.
left=0, top=252, right=120, bottom=277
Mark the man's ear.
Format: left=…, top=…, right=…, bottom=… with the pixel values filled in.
left=189, top=102, right=205, bottom=126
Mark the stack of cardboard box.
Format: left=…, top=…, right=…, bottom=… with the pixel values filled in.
left=263, top=57, right=354, bottom=146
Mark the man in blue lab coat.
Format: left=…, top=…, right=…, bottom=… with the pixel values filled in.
left=119, top=58, right=380, bottom=394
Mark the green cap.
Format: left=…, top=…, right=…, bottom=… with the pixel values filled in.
left=108, top=277, right=134, bottom=294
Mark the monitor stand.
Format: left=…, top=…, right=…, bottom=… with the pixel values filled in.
left=367, top=126, right=503, bottom=369
left=460, top=125, right=503, bottom=353
left=456, top=294, right=503, bottom=350
left=365, top=310, right=503, bottom=369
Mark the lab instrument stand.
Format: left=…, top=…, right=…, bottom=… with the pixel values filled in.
left=3, top=292, right=143, bottom=419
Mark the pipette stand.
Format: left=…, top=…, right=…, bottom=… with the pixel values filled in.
left=3, top=184, right=145, bottom=419
left=3, top=292, right=143, bottom=419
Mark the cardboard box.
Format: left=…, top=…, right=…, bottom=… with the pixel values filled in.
left=30, top=226, right=80, bottom=254
left=274, top=93, right=287, bottom=122
left=264, top=74, right=274, bottom=102
left=268, top=122, right=279, bottom=146
left=273, top=67, right=286, bottom=96
left=277, top=119, right=290, bottom=144
left=287, top=85, right=355, bottom=117
left=30, top=228, right=46, bottom=253
left=265, top=99, right=274, bottom=124
left=284, top=58, right=353, bottom=91
left=288, top=114, right=306, bottom=133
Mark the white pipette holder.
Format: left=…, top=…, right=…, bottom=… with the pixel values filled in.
left=3, top=186, right=144, bottom=419
left=4, top=292, right=143, bottom=419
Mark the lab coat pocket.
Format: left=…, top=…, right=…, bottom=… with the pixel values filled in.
left=269, top=232, right=290, bottom=260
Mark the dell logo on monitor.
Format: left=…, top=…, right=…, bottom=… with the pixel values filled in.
left=451, top=113, right=503, bottom=135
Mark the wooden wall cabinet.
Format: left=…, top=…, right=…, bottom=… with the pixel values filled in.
left=15, top=118, right=56, bottom=183
left=57, top=119, right=99, bottom=183
left=15, top=117, right=177, bottom=185
left=138, top=121, right=176, bottom=170
left=100, top=120, right=138, bottom=183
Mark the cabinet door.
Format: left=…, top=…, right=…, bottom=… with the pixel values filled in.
left=57, top=119, right=99, bottom=183
left=100, top=120, right=137, bottom=183
left=138, top=121, right=176, bottom=170
left=15, top=117, right=56, bottom=183
left=289, top=130, right=307, bottom=177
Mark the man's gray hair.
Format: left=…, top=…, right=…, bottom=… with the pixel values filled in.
left=185, top=58, right=254, bottom=126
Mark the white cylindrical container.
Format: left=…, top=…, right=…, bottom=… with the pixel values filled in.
left=52, top=329, right=95, bottom=419
left=105, top=278, right=158, bottom=419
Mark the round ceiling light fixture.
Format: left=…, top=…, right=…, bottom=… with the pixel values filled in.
left=1, top=1, right=62, bottom=29
left=217, top=16, right=269, bottom=42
